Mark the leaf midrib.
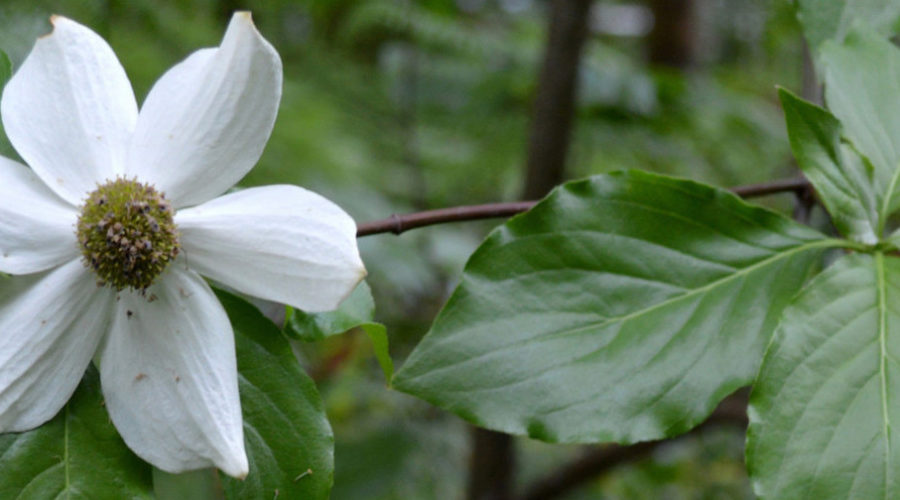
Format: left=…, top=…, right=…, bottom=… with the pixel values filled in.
left=590, top=239, right=841, bottom=330
left=876, top=251, right=891, bottom=500
left=411, top=238, right=848, bottom=382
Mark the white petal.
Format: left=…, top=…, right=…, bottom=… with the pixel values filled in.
left=0, top=259, right=113, bottom=432
left=0, top=157, right=79, bottom=274
left=99, top=265, right=247, bottom=478
left=0, top=16, right=138, bottom=204
left=126, top=12, right=282, bottom=208
left=176, top=185, right=366, bottom=312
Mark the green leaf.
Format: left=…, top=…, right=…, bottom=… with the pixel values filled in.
left=0, top=365, right=153, bottom=499
left=0, top=50, right=16, bottom=159
left=0, top=51, right=9, bottom=89
left=747, top=252, right=900, bottom=498
left=285, top=281, right=375, bottom=342
left=394, top=170, right=843, bottom=444
left=797, top=0, right=900, bottom=53
left=362, top=322, right=394, bottom=383
left=217, top=291, right=334, bottom=500
left=153, top=468, right=222, bottom=500
left=778, top=87, right=878, bottom=243
left=286, top=281, right=393, bottom=382
left=887, top=227, right=900, bottom=249
left=821, top=29, right=900, bottom=229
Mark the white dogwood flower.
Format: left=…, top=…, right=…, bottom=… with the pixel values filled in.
left=0, top=13, right=365, bottom=478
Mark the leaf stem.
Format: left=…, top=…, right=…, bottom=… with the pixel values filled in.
left=837, top=238, right=876, bottom=252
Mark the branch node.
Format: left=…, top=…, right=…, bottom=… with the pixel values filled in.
left=389, top=213, right=404, bottom=235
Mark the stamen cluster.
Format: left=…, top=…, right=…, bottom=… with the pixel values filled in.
left=76, top=178, right=179, bottom=291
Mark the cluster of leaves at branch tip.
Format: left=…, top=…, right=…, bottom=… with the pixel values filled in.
left=76, top=177, right=179, bottom=292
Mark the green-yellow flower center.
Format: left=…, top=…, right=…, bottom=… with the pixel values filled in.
left=76, top=178, right=179, bottom=292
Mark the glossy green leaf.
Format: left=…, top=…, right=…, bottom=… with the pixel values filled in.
left=778, top=87, right=877, bottom=243
left=0, top=365, right=153, bottom=499
left=747, top=253, right=900, bottom=498
left=821, top=29, right=900, bottom=229
left=286, top=281, right=393, bottom=382
left=797, top=0, right=900, bottom=53
left=217, top=291, right=334, bottom=500
left=394, top=170, right=843, bottom=444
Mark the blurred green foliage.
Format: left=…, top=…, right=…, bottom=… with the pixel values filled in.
left=0, top=0, right=809, bottom=498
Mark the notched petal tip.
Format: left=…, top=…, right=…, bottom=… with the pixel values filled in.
left=227, top=11, right=257, bottom=34
left=224, top=10, right=278, bottom=58
left=319, top=259, right=368, bottom=313
left=43, top=15, right=104, bottom=40
left=218, top=452, right=249, bottom=480
left=353, top=262, right=368, bottom=287
left=45, top=14, right=75, bottom=32
left=37, top=15, right=62, bottom=39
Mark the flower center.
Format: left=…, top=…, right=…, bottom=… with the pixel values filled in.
left=76, top=178, right=179, bottom=292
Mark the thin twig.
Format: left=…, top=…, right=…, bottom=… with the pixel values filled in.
left=356, top=177, right=811, bottom=237
left=730, top=176, right=809, bottom=198
left=356, top=201, right=537, bottom=237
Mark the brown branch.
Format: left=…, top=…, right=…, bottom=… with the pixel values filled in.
left=356, top=201, right=535, bottom=237
left=517, top=389, right=750, bottom=500
left=355, top=177, right=811, bottom=237
left=730, top=176, right=809, bottom=198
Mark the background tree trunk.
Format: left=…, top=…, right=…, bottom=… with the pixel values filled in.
left=647, top=0, right=698, bottom=68
left=521, top=0, right=594, bottom=200
left=467, top=428, right=516, bottom=500
left=467, top=2, right=593, bottom=499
